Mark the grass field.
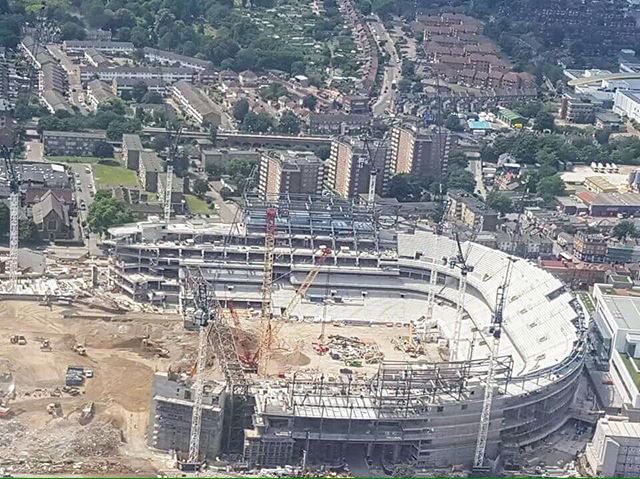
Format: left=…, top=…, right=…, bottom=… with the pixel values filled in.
left=48, top=156, right=100, bottom=163
left=94, top=163, right=138, bottom=187
left=186, top=195, right=215, bottom=215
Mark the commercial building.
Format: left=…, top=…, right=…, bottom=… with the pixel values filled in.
left=585, top=416, right=640, bottom=477
left=592, top=280, right=640, bottom=408
left=387, top=122, right=450, bottom=183
left=143, top=47, right=213, bottom=72
left=326, top=137, right=386, bottom=198
left=170, top=80, right=221, bottom=127
left=595, top=111, right=624, bottom=131
left=577, top=191, right=640, bottom=217
left=447, top=190, right=499, bottom=232
left=574, top=231, right=608, bottom=263
left=585, top=176, right=618, bottom=193
left=122, top=134, right=144, bottom=170
left=258, top=151, right=324, bottom=199
left=80, top=66, right=195, bottom=84
left=614, top=90, right=640, bottom=123
left=495, top=108, right=525, bottom=128
left=85, top=79, right=117, bottom=111
left=62, top=40, right=135, bottom=54
left=42, top=130, right=107, bottom=157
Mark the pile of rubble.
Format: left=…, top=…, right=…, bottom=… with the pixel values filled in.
left=324, top=334, right=384, bottom=367
left=0, top=419, right=125, bottom=473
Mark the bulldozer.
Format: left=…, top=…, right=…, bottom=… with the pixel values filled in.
left=73, top=343, right=87, bottom=356
left=40, top=339, right=52, bottom=352
left=9, top=335, right=26, bottom=345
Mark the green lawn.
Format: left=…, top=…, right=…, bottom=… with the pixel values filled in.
left=621, top=353, right=640, bottom=390
left=578, top=292, right=596, bottom=315
left=186, top=195, right=215, bottom=215
left=48, top=156, right=101, bottom=163
left=94, top=163, right=138, bottom=187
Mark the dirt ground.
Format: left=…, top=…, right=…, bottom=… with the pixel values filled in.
left=0, top=300, right=197, bottom=476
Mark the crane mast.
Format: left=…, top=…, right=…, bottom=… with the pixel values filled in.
left=423, top=185, right=446, bottom=340
left=473, top=258, right=515, bottom=469
left=186, top=280, right=215, bottom=467
left=258, top=207, right=277, bottom=374
left=164, top=127, right=182, bottom=222
left=448, top=233, right=473, bottom=361
left=1, top=146, right=19, bottom=292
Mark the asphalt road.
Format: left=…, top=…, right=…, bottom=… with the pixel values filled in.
left=369, top=17, right=401, bottom=117
left=469, top=159, right=487, bottom=199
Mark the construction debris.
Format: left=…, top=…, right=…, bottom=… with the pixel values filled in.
left=323, top=334, right=384, bottom=366
left=46, top=402, right=63, bottom=417
left=79, top=402, right=95, bottom=425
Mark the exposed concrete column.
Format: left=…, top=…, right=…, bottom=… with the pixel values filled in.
left=393, top=444, right=401, bottom=461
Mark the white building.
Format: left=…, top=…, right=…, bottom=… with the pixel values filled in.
left=593, top=280, right=640, bottom=408
left=613, top=90, right=640, bottom=123
left=585, top=416, right=640, bottom=477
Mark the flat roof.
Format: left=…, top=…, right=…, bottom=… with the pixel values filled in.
left=600, top=287, right=640, bottom=331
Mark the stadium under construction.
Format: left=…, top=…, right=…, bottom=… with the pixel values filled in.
left=104, top=194, right=587, bottom=472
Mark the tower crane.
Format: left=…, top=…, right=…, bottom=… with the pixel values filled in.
left=281, top=246, right=332, bottom=320
left=473, top=257, right=515, bottom=470
left=257, top=207, right=277, bottom=374
left=164, top=125, right=182, bottom=222
left=447, top=233, right=474, bottom=361
left=1, top=146, right=20, bottom=292
left=186, top=277, right=216, bottom=469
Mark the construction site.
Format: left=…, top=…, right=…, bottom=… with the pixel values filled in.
left=0, top=194, right=590, bottom=476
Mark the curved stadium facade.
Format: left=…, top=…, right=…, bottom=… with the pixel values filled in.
left=106, top=196, right=586, bottom=469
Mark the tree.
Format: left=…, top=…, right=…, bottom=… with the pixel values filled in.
left=18, top=220, right=38, bottom=242
left=612, top=220, right=637, bottom=241
left=232, top=98, right=250, bottom=121
left=87, top=193, right=134, bottom=234
left=93, top=141, right=114, bottom=158
left=536, top=174, right=565, bottom=201
left=131, top=82, right=149, bottom=103
left=141, top=91, right=163, bottom=104
left=447, top=169, right=475, bottom=193
left=388, top=174, right=415, bottom=202
left=241, top=111, right=274, bottom=133
left=534, top=110, right=555, bottom=132
left=192, top=178, right=209, bottom=197
left=278, top=110, right=301, bottom=134
left=0, top=203, right=8, bottom=236
left=594, top=129, right=611, bottom=145
left=486, top=191, right=513, bottom=214
left=314, top=145, right=331, bottom=161
left=445, top=114, right=463, bottom=132
left=302, top=94, right=317, bottom=110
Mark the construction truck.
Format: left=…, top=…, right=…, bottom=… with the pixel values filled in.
left=40, top=339, right=52, bottom=352
left=73, top=343, right=87, bottom=356
left=79, top=401, right=95, bottom=425
left=9, top=335, right=26, bottom=345
left=46, top=402, right=63, bottom=417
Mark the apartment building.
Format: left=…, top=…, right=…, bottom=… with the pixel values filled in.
left=326, top=137, right=386, bottom=198
left=42, top=130, right=107, bottom=157
left=258, top=151, right=324, bottom=199
left=143, top=47, right=213, bottom=72
left=170, top=80, right=221, bottom=127
left=111, top=77, right=166, bottom=96
left=122, top=134, right=144, bottom=170
left=560, top=92, right=596, bottom=123
left=80, top=66, right=195, bottom=83
left=138, top=150, right=164, bottom=192
left=62, top=40, right=134, bottom=54
left=84, top=48, right=109, bottom=67
left=387, top=122, right=450, bottom=184
left=85, top=79, right=117, bottom=111
left=447, top=190, right=499, bottom=232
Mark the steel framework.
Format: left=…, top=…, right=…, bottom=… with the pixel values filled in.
left=258, top=207, right=277, bottom=374
left=473, top=258, right=515, bottom=469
